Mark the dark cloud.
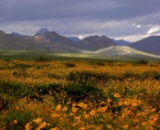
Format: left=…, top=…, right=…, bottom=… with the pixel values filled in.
left=0, top=0, right=160, bottom=41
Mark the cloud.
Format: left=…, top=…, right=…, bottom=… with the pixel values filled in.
left=147, top=26, right=160, bottom=34
left=136, top=25, right=142, bottom=28
left=0, top=0, right=160, bottom=41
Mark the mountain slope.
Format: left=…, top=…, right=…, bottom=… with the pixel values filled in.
left=130, top=36, right=160, bottom=55
left=77, top=35, right=116, bottom=51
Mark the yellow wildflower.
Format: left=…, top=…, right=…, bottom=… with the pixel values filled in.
left=122, top=124, right=129, bottom=129
left=107, top=124, right=112, bottom=129
left=33, top=118, right=42, bottom=124
left=114, top=93, right=120, bottom=98
left=78, top=102, right=87, bottom=109
left=25, top=122, right=32, bottom=130
left=51, top=113, right=59, bottom=118
left=132, top=102, right=137, bottom=107
left=79, top=126, right=86, bottom=130
left=13, top=120, right=18, bottom=124
left=62, top=106, right=67, bottom=111
left=84, top=113, right=89, bottom=119
left=107, top=98, right=111, bottom=103
left=89, top=110, right=96, bottom=116
left=50, top=127, right=60, bottom=130
left=36, top=122, right=47, bottom=130
left=55, top=104, right=62, bottom=111
left=142, top=121, right=147, bottom=126
left=124, top=100, right=129, bottom=105
left=72, top=107, right=78, bottom=113
left=118, top=101, right=123, bottom=106
left=98, top=107, right=107, bottom=113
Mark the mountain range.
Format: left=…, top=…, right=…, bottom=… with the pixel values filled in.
left=0, top=28, right=160, bottom=59
left=129, top=36, right=160, bottom=55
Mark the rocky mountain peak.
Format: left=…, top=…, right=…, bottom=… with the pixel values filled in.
left=0, top=30, right=6, bottom=35
left=34, top=28, right=49, bottom=36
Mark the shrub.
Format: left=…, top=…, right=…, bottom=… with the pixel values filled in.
left=67, top=71, right=108, bottom=83
left=4, top=58, right=11, bottom=62
left=2, top=110, right=33, bottom=130
left=88, top=60, right=105, bottom=66
left=0, top=95, right=14, bottom=111
left=0, top=80, right=33, bottom=98
left=64, top=82, right=105, bottom=102
left=65, top=62, right=76, bottom=68
left=36, top=56, right=50, bottom=62
left=139, top=71, right=160, bottom=80
left=29, top=83, right=63, bottom=102
left=134, top=59, right=148, bottom=65
left=13, top=63, right=33, bottom=69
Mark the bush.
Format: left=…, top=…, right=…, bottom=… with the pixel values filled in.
left=67, top=71, right=108, bottom=83
left=0, top=81, right=26, bottom=97
left=134, top=59, right=148, bottom=65
left=64, top=82, right=105, bottom=102
left=29, top=83, right=63, bottom=102
left=0, top=95, right=14, bottom=111
left=13, top=63, right=33, bottom=69
left=36, top=56, right=50, bottom=62
left=2, top=110, right=33, bottom=130
left=65, top=62, right=76, bottom=68
left=88, top=60, right=105, bottom=66
left=139, top=71, right=160, bottom=80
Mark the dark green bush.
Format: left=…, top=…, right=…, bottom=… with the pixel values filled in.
left=28, top=83, right=63, bottom=102
left=138, top=71, right=160, bottom=80
left=88, top=60, right=106, bottom=66
left=64, top=82, right=105, bottom=102
left=33, top=83, right=62, bottom=96
left=12, top=70, right=30, bottom=78
left=0, top=95, right=14, bottom=111
left=36, top=56, right=50, bottom=62
left=134, top=59, right=148, bottom=65
left=13, top=63, right=33, bottom=69
left=2, top=110, right=33, bottom=130
left=47, top=73, right=62, bottom=79
left=0, top=80, right=33, bottom=99
left=65, top=62, right=76, bottom=68
left=67, top=71, right=108, bottom=83
left=4, top=58, right=11, bottom=62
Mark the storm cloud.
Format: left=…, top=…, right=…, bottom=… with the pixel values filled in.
left=0, top=0, right=160, bottom=41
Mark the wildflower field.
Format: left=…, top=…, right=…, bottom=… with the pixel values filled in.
left=0, top=58, right=160, bottom=129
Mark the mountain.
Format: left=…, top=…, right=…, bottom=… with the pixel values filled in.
left=130, top=36, right=160, bottom=55
left=0, top=31, right=42, bottom=50
left=68, top=37, right=81, bottom=42
left=0, top=30, right=78, bottom=53
left=11, top=32, right=22, bottom=37
left=86, top=46, right=160, bottom=59
left=77, top=35, right=116, bottom=51
left=34, top=28, right=49, bottom=36
left=112, top=39, right=132, bottom=46
left=34, top=30, right=74, bottom=44
left=0, top=28, right=160, bottom=58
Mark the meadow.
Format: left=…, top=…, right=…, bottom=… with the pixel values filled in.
left=0, top=57, right=160, bottom=129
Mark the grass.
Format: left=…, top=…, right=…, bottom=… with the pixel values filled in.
left=0, top=59, right=160, bottom=129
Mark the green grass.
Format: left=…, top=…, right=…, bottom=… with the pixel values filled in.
left=0, top=51, right=159, bottom=63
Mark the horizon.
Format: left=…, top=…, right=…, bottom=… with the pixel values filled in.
left=1, top=27, right=159, bottom=43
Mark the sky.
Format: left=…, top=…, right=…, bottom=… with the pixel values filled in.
left=0, top=0, right=160, bottom=42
